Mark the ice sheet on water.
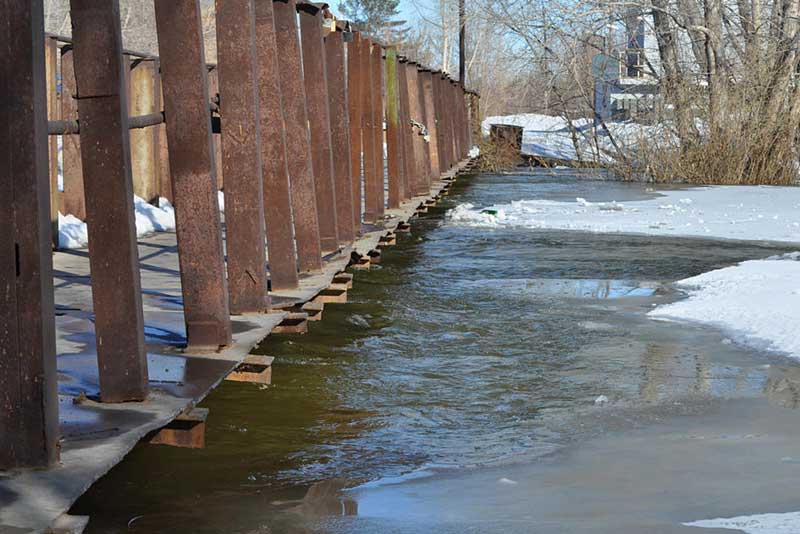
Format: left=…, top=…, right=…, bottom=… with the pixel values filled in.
left=685, top=511, right=800, bottom=533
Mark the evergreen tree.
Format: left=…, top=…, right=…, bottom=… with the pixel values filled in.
left=338, top=0, right=409, bottom=44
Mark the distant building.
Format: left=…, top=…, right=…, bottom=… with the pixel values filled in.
left=593, top=11, right=662, bottom=121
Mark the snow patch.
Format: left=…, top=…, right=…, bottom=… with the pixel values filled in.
left=684, top=511, right=800, bottom=533
left=650, top=258, right=800, bottom=360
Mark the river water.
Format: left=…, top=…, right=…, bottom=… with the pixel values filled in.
left=74, top=170, right=800, bottom=533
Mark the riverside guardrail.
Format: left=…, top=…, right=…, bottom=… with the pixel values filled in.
left=1, top=0, right=478, bottom=471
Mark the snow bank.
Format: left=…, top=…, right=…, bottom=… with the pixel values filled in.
left=685, top=511, right=800, bottom=533
left=447, top=185, right=800, bottom=243
left=481, top=113, right=661, bottom=162
left=58, top=196, right=176, bottom=250
left=650, top=256, right=800, bottom=360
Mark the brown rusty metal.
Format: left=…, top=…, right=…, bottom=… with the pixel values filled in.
left=71, top=0, right=149, bottom=401
left=273, top=0, right=323, bottom=272
left=45, top=36, right=58, bottom=248
left=129, top=59, right=159, bottom=202
left=432, top=72, right=447, bottom=174
left=325, top=29, right=356, bottom=243
left=154, top=0, right=232, bottom=349
left=0, top=0, right=59, bottom=469
left=369, top=43, right=385, bottom=218
left=404, top=63, right=427, bottom=196
left=415, top=67, right=432, bottom=189
left=60, top=46, right=86, bottom=220
left=298, top=3, right=339, bottom=251
left=346, top=31, right=363, bottom=232
left=254, top=0, right=299, bottom=290
left=48, top=111, right=164, bottom=135
left=421, top=70, right=440, bottom=180
left=384, top=47, right=403, bottom=208
left=216, top=0, right=269, bottom=314
left=359, top=38, right=378, bottom=223
left=397, top=59, right=415, bottom=200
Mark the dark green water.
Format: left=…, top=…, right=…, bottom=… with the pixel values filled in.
left=73, top=171, right=800, bottom=533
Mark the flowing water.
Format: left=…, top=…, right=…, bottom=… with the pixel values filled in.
left=73, top=170, right=800, bottom=533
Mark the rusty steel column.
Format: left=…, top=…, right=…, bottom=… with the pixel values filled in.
left=0, top=0, right=59, bottom=469
left=255, top=0, right=298, bottom=290
left=346, top=31, right=363, bottom=232
left=384, top=47, right=403, bottom=208
left=405, top=63, right=426, bottom=196
left=397, top=59, right=414, bottom=200
left=325, top=26, right=355, bottom=243
left=155, top=0, right=232, bottom=349
left=297, top=2, right=338, bottom=251
left=359, top=38, right=378, bottom=223
left=432, top=72, right=447, bottom=174
left=216, top=0, right=269, bottom=314
left=273, top=0, right=322, bottom=272
left=448, top=80, right=459, bottom=165
left=438, top=76, right=451, bottom=171
left=207, top=67, right=224, bottom=191
left=421, top=70, right=440, bottom=180
left=416, top=67, right=432, bottom=189
left=71, top=0, right=148, bottom=401
left=60, top=46, right=86, bottom=220
left=129, top=59, right=159, bottom=202
left=370, top=43, right=385, bottom=218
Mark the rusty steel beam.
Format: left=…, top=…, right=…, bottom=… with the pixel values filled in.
left=397, top=59, right=414, bottom=200
left=384, top=47, right=403, bottom=208
left=404, top=63, right=427, bottom=196
left=129, top=59, right=159, bottom=202
left=297, top=3, right=339, bottom=251
left=360, top=39, right=378, bottom=223
left=325, top=29, right=356, bottom=243
left=416, top=67, right=432, bottom=189
left=369, top=43, right=385, bottom=218
left=421, top=70, right=440, bottom=180
left=254, top=0, right=298, bottom=290
left=154, top=0, right=232, bottom=349
left=70, top=0, right=149, bottom=401
left=60, top=46, right=86, bottom=220
left=346, top=31, right=363, bottom=232
left=216, top=0, right=269, bottom=314
left=431, top=72, right=447, bottom=174
left=0, top=0, right=59, bottom=469
left=273, top=0, right=322, bottom=272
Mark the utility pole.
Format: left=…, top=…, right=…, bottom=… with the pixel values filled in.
left=458, top=0, right=465, bottom=83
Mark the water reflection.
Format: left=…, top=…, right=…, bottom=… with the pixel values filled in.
left=72, top=171, right=800, bottom=533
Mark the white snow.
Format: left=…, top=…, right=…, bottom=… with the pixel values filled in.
left=685, top=511, right=800, bottom=533
left=650, top=256, right=800, bottom=360
left=446, top=185, right=800, bottom=244
left=58, top=196, right=176, bottom=250
left=481, top=113, right=660, bottom=162
left=218, top=190, right=225, bottom=212
left=468, top=146, right=480, bottom=158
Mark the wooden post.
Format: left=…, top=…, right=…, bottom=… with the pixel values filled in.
left=254, top=0, right=299, bottom=290
left=298, top=3, right=339, bottom=251
left=273, top=0, right=322, bottom=272
left=385, top=47, right=403, bottom=208
left=60, top=46, right=86, bottom=220
left=360, top=39, right=378, bottom=223
left=346, top=31, right=363, bottom=232
left=370, top=43, right=385, bottom=218
left=129, top=59, right=159, bottom=202
left=216, top=0, right=269, bottom=314
left=45, top=36, right=59, bottom=248
left=153, top=62, right=172, bottom=201
left=0, top=0, right=59, bottom=469
left=70, top=0, right=148, bottom=401
left=154, top=0, right=232, bottom=349
left=325, top=27, right=355, bottom=243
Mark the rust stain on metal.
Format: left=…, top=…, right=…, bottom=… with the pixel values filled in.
left=155, top=0, right=232, bottom=349
left=346, top=31, right=363, bottom=233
